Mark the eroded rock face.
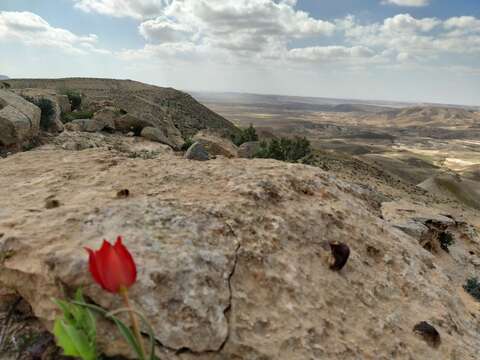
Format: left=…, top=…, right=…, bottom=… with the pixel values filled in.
left=12, top=88, right=66, bottom=133
left=185, top=142, right=209, bottom=161
left=0, top=89, right=41, bottom=149
left=1, top=148, right=480, bottom=359
left=5, top=78, right=241, bottom=148
left=192, top=130, right=239, bottom=158
left=141, top=126, right=180, bottom=149
left=238, top=141, right=261, bottom=159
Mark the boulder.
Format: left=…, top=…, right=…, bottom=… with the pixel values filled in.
left=0, top=89, right=41, bottom=149
left=66, top=119, right=108, bottom=133
left=1, top=149, right=480, bottom=359
left=114, top=113, right=153, bottom=135
left=92, top=107, right=118, bottom=131
left=193, top=130, right=238, bottom=158
left=185, top=142, right=209, bottom=161
left=238, top=141, right=261, bottom=159
left=12, top=89, right=66, bottom=133
left=141, top=126, right=178, bottom=148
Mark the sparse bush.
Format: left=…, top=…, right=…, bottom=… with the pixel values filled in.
left=254, top=137, right=311, bottom=162
left=181, top=137, right=194, bottom=151
left=61, top=111, right=94, bottom=123
left=24, top=97, right=55, bottom=130
left=438, top=232, right=455, bottom=252
left=464, top=277, right=480, bottom=301
left=64, top=90, right=82, bottom=111
left=232, top=124, right=258, bottom=146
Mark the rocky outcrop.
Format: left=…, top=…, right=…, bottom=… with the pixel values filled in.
left=238, top=141, right=261, bottom=158
left=184, top=142, right=209, bottom=161
left=5, top=78, right=240, bottom=147
left=1, top=145, right=480, bottom=359
left=91, top=107, right=117, bottom=131
left=192, top=130, right=238, bottom=158
left=141, top=126, right=180, bottom=149
left=13, top=88, right=67, bottom=133
left=65, top=119, right=109, bottom=133
left=0, top=89, right=41, bottom=149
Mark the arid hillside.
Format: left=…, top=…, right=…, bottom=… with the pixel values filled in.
left=4, top=78, right=240, bottom=140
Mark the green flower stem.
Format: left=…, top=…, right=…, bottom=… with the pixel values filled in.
left=119, top=286, right=146, bottom=359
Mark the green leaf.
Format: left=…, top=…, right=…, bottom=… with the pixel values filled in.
left=53, top=293, right=97, bottom=360
left=54, top=319, right=81, bottom=357
left=112, top=317, right=145, bottom=360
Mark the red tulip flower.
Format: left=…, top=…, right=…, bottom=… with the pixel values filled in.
left=85, top=236, right=137, bottom=294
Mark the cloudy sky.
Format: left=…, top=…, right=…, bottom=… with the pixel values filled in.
left=0, top=0, right=479, bottom=105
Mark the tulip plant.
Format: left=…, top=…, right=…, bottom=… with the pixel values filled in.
left=53, top=237, right=157, bottom=360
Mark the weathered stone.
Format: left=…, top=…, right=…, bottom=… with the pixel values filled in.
left=114, top=113, right=153, bottom=135
left=141, top=126, right=179, bottom=149
left=0, top=89, right=40, bottom=149
left=185, top=142, right=209, bottom=161
left=92, top=107, right=118, bottom=131
left=12, top=89, right=66, bottom=133
left=1, top=148, right=479, bottom=359
left=67, top=119, right=106, bottom=133
left=193, top=130, right=238, bottom=158
left=238, top=141, right=261, bottom=158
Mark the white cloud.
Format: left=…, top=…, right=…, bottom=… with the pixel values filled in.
left=73, top=0, right=169, bottom=20
left=139, top=17, right=193, bottom=43
left=383, top=13, right=440, bottom=32
left=343, top=14, right=480, bottom=58
left=381, top=0, right=430, bottom=7
left=122, top=0, right=336, bottom=63
left=286, top=45, right=375, bottom=63
left=0, top=11, right=107, bottom=54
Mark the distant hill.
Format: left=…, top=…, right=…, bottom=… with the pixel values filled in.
left=0, top=75, right=9, bottom=80
left=377, top=106, right=480, bottom=128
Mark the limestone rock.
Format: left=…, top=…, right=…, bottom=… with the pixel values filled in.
left=92, top=107, right=118, bottom=131
left=0, top=89, right=41, bottom=149
left=66, top=119, right=108, bottom=133
left=1, top=148, right=480, bottom=359
left=141, top=126, right=179, bottom=149
left=114, top=113, right=153, bottom=135
left=185, top=142, right=209, bottom=161
left=192, top=130, right=238, bottom=158
left=12, top=88, right=66, bottom=133
left=238, top=141, right=261, bottom=159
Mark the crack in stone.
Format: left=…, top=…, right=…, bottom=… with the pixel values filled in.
left=152, top=241, right=242, bottom=357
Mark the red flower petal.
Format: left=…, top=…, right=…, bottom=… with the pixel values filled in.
left=85, top=247, right=103, bottom=287
left=113, top=236, right=137, bottom=286
left=85, top=237, right=137, bottom=293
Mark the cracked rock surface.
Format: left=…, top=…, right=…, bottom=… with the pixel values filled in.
left=1, top=145, right=480, bottom=359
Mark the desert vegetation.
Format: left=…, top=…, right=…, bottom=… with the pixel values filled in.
left=23, top=96, right=56, bottom=130
left=231, top=124, right=258, bottom=146
left=254, top=136, right=311, bottom=162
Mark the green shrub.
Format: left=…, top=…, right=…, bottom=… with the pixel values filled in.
left=438, top=232, right=455, bottom=252
left=63, top=90, right=82, bottom=111
left=464, top=277, right=480, bottom=301
left=232, top=124, right=258, bottom=146
left=181, top=137, right=194, bottom=151
left=254, top=137, right=311, bottom=162
left=24, top=97, right=55, bottom=130
left=62, top=111, right=94, bottom=123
